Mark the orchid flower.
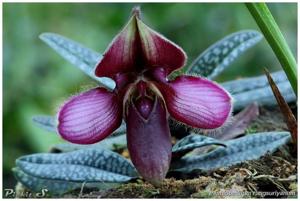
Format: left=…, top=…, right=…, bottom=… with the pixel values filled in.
left=57, top=8, right=232, bottom=185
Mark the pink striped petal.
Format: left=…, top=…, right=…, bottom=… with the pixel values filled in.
left=156, top=76, right=232, bottom=129
left=58, top=88, right=122, bottom=144
left=95, top=16, right=140, bottom=78
left=137, top=18, right=187, bottom=75
left=126, top=96, right=172, bottom=185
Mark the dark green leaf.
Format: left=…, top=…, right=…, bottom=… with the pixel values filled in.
left=188, top=30, right=263, bottom=78
left=39, top=33, right=115, bottom=89
left=171, top=132, right=291, bottom=172
left=246, top=3, right=297, bottom=94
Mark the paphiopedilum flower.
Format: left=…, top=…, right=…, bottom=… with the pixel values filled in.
left=57, top=8, right=232, bottom=185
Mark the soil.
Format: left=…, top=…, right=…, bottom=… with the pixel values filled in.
left=15, top=105, right=298, bottom=198
left=246, top=106, right=289, bottom=133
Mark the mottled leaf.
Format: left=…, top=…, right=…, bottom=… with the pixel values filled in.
left=171, top=132, right=291, bottom=172
left=40, top=33, right=115, bottom=89
left=188, top=30, right=263, bottom=78
left=222, top=71, right=288, bottom=94
left=109, top=121, right=126, bottom=138
left=32, top=115, right=56, bottom=133
left=32, top=114, right=126, bottom=139
left=221, top=71, right=296, bottom=111
left=15, top=149, right=137, bottom=193
left=172, top=134, right=226, bottom=159
left=13, top=167, right=118, bottom=195
left=231, top=80, right=295, bottom=111
left=51, top=134, right=127, bottom=153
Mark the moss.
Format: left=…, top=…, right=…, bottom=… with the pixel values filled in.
left=191, top=190, right=214, bottom=198
left=246, top=107, right=288, bottom=133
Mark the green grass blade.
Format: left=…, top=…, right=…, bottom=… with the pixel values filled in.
left=246, top=3, right=297, bottom=95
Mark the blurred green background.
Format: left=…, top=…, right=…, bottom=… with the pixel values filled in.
left=3, top=3, right=297, bottom=189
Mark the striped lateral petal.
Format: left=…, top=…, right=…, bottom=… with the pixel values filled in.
left=58, top=88, right=122, bottom=144
left=156, top=76, right=232, bottom=129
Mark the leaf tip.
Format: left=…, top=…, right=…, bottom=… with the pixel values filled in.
left=39, top=32, right=51, bottom=41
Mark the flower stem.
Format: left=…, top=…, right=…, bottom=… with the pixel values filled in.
left=246, top=3, right=297, bottom=96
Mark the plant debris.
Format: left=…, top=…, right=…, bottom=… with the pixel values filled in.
left=63, top=145, right=296, bottom=199
left=265, top=69, right=297, bottom=146
left=15, top=106, right=297, bottom=198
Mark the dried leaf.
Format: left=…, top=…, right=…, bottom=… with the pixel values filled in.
left=265, top=69, right=297, bottom=145
left=208, top=103, right=259, bottom=140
